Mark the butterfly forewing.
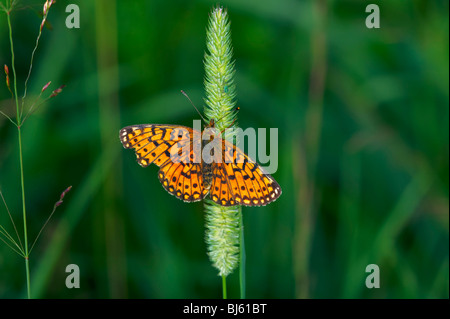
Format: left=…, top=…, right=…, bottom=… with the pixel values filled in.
left=120, top=124, right=195, bottom=167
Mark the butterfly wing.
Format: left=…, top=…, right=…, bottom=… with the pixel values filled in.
left=209, top=163, right=237, bottom=206
left=158, top=161, right=207, bottom=202
left=119, top=124, right=206, bottom=202
left=211, top=139, right=282, bottom=206
left=120, top=124, right=193, bottom=167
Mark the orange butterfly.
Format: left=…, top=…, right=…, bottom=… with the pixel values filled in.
left=119, top=119, right=281, bottom=206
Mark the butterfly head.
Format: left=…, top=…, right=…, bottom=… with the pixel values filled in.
left=211, top=107, right=240, bottom=131
left=207, top=119, right=216, bottom=128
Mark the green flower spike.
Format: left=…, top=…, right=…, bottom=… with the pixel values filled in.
left=203, top=6, right=244, bottom=298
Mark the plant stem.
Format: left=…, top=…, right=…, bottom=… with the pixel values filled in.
left=222, top=275, right=227, bottom=299
left=18, top=127, right=31, bottom=299
left=239, top=207, right=246, bottom=299
left=7, top=9, right=31, bottom=300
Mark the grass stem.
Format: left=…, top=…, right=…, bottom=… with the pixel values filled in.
left=239, top=207, right=246, bottom=299
left=222, top=275, right=227, bottom=299
left=7, top=6, right=31, bottom=300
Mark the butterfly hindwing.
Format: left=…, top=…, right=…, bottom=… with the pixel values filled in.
left=210, top=164, right=236, bottom=206
left=220, top=139, right=282, bottom=206
left=158, top=161, right=205, bottom=202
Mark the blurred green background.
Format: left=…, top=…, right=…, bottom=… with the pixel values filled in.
left=0, top=0, right=448, bottom=298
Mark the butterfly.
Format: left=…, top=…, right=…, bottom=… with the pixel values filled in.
left=119, top=119, right=281, bottom=206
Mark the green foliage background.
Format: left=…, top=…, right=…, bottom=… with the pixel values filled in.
left=0, top=0, right=448, bottom=298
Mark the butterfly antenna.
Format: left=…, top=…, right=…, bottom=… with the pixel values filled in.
left=181, top=90, right=207, bottom=123
left=216, top=106, right=240, bottom=125
left=218, top=106, right=240, bottom=134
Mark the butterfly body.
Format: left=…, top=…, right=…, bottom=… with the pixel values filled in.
left=201, top=119, right=217, bottom=193
left=120, top=120, right=281, bottom=207
left=201, top=161, right=214, bottom=193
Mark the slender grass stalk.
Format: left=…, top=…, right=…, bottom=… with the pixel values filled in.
left=5, top=6, right=31, bottom=299
left=0, top=232, right=23, bottom=256
left=203, top=6, right=245, bottom=299
left=21, top=0, right=52, bottom=109
left=0, top=190, right=24, bottom=251
left=18, top=129, right=31, bottom=299
left=239, top=207, right=245, bottom=299
left=0, top=193, right=25, bottom=255
left=29, top=186, right=72, bottom=254
left=222, top=275, right=227, bottom=299
left=0, top=0, right=59, bottom=299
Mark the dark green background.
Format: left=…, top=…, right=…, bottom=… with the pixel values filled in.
left=0, top=0, right=448, bottom=298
